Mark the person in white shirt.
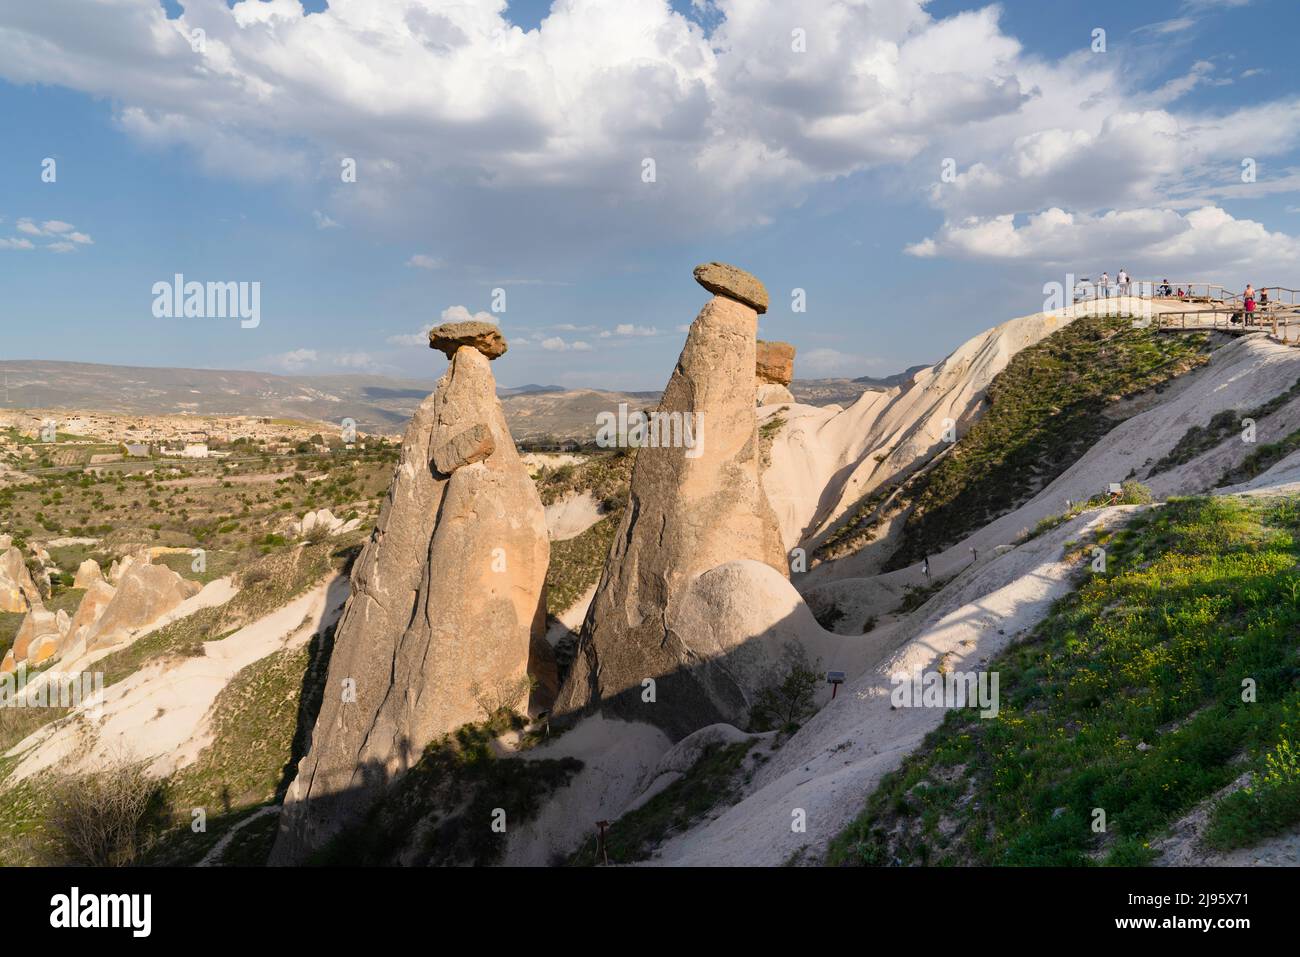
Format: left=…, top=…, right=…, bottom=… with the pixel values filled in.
left=1117, top=269, right=1130, bottom=296
left=1099, top=271, right=1110, bottom=298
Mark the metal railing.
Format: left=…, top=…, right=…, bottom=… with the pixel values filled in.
left=1070, top=279, right=1300, bottom=344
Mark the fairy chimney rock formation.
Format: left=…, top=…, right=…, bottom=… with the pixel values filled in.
left=0, top=545, right=40, bottom=613
left=554, top=263, right=788, bottom=739
left=272, top=328, right=549, bottom=864
left=73, top=559, right=104, bottom=589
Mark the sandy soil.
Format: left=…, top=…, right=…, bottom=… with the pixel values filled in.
left=544, top=491, right=604, bottom=541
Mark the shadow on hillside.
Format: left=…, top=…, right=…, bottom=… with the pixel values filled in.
left=264, top=520, right=1071, bottom=866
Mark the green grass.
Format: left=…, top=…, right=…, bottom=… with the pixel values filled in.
left=142, top=638, right=327, bottom=866
left=1151, top=375, right=1300, bottom=476
left=154, top=549, right=240, bottom=585
left=816, top=482, right=900, bottom=560
left=311, top=711, right=584, bottom=866
left=1217, top=427, right=1300, bottom=487
left=534, top=450, right=634, bottom=511
left=546, top=511, right=621, bottom=615
left=1022, top=480, right=1155, bottom=543
left=895, top=576, right=955, bottom=615
left=829, top=495, right=1300, bottom=866
left=882, top=318, right=1212, bottom=571
left=94, top=537, right=353, bottom=689
left=0, top=612, right=23, bottom=660
left=1205, top=735, right=1300, bottom=849
left=568, top=740, right=757, bottom=865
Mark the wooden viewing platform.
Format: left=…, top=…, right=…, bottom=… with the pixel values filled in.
left=1070, top=279, right=1300, bottom=345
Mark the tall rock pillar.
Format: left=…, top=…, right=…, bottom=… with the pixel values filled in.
left=554, top=263, right=788, bottom=739
left=271, top=321, right=549, bottom=864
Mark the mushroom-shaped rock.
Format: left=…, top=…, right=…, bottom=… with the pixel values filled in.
left=428, top=321, right=507, bottom=360
left=756, top=340, right=795, bottom=386
left=272, top=343, right=549, bottom=864
left=554, top=288, right=789, bottom=740
left=692, top=262, right=769, bottom=314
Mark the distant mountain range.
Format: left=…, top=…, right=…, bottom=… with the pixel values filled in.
left=0, top=359, right=926, bottom=440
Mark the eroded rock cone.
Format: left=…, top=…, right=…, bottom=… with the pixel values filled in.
left=72, top=559, right=104, bottom=589
left=271, top=335, right=549, bottom=864
left=554, top=268, right=787, bottom=740
left=85, top=562, right=201, bottom=651
left=0, top=546, right=40, bottom=613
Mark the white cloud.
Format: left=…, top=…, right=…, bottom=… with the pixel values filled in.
left=612, top=323, right=658, bottom=336
left=313, top=209, right=341, bottom=229
left=0, top=0, right=1041, bottom=256
left=540, top=336, right=593, bottom=352
left=801, top=347, right=866, bottom=375
left=5, top=217, right=93, bottom=250
left=908, top=205, right=1300, bottom=277
left=260, top=347, right=390, bottom=373
left=387, top=305, right=495, bottom=345
left=441, top=305, right=495, bottom=324
left=266, top=348, right=319, bottom=372
left=386, top=324, right=434, bottom=347
left=6, top=0, right=1300, bottom=277
left=332, top=351, right=382, bottom=371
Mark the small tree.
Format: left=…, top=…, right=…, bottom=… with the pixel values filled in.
left=470, top=674, right=536, bottom=721
left=44, top=760, right=165, bottom=866
left=750, top=657, right=822, bottom=734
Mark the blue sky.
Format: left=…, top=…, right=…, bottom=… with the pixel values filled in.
left=3, top=0, right=1300, bottom=390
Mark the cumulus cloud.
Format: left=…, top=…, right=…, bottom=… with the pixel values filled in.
left=386, top=305, right=497, bottom=346
left=0, top=0, right=1043, bottom=259
left=907, top=205, right=1300, bottom=277
left=3, top=217, right=93, bottom=251
left=541, top=336, right=592, bottom=352
left=261, top=347, right=389, bottom=373
left=440, top=305, right=495, bottom=324
left=5, top=0, right=1300, bottom=274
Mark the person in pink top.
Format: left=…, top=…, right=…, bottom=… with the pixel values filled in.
left=1245, top=284, right=1256, bottom=325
